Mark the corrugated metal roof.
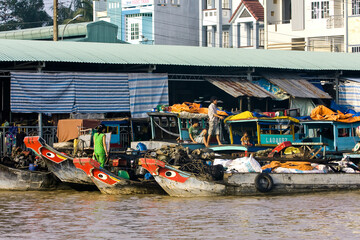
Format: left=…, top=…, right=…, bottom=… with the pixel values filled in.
left=1, top=39, right=360, bottom=70
left=206, top=77, right=276, bottom=98
left=263, top=73, right=332, bottom=99
left=0, top=22, right=88, bottom=40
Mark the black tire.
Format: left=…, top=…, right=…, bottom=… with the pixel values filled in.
left=255, top=173, right=274, bottom=193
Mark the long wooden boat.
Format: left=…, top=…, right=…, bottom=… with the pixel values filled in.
left=73, top=158, right=165, bottom=195
left=140, top=158, right=360, bottom=197
left=24, top=136, right=94, bottom=186
left=0, top=163, right=58, bottom=190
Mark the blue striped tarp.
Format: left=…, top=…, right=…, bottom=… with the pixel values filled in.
left=339, top=80, right=360, bottom=112
left=128, top=73, right=169, bottom=118
left=11, top=72, right=130, bottom=113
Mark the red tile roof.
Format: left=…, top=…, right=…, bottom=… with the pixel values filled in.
left=229, top=0, right=264, bottom=22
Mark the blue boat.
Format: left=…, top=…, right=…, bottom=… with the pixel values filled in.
left=299, top=120, right=360, bottom=152
left=225, top=112, right=300, bottom=152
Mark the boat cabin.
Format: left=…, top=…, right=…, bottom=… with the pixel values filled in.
left=130, top=112, right=209, bottom=150
left=101, top=120, right=130, bottom=149
left=226, top=118, right=300, bottom=148
left=300, top=121, right=360, bottom=152
left=148, top=112, right=208, bottom=142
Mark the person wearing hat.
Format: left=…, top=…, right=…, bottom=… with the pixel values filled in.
left=207, top=96, right=224, bottom=146
left=93, top=124, right=108, bottom=167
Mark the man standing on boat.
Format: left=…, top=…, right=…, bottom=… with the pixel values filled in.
left=93, top=124, right=108, bottom=167
left=207, top=96, right=224, bottom=146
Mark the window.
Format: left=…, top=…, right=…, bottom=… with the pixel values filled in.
left=207, top=31, right=212, bottom=47
left=321, top=1, right=329, bottom=18
left=353, top=46, right=360, bottom=53
left=312, top=2, right=320, bottom=19
left=273, top=0, right=277, bottom=3
left=131, top=23, right=139, bottom=40
left=338, top=128, right=350, bottom=137
left=222, top=0, right=229, bottom=8
left=207, top=0, right=212, bottom=9
left=223, top=32, right=229, bottom=48
left=353, top=0, right=360, bottom=15
left=171, top=0, right=180, bottom=5
left=271, top=11, right=274, bottom=16
left=312, top=1, right=329, bottom=19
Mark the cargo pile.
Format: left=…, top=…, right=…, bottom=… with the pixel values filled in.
left=144, top=145, right=224, bottom=181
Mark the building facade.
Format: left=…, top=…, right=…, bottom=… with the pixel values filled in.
left=265, top=0, right=360, bottom=52
left=199, top=0, right=264, bottom=48
left=93, top=0, right=199, bottom=46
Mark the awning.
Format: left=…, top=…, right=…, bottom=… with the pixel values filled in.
left=11, top=72, right=169, bottom=118
left=128, top=73, right=169, bottom=119
left=262, top=73, right=332, bottom=99
left=206, top=77, right=276, bottom=98
left=11, top=72, right=130, bottom=113
left=339, top=78, right=360, bottom=111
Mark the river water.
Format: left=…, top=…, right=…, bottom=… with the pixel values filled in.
left=1, top=190, right=360, bottom=240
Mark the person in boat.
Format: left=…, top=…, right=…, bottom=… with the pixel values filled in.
left=188, top=119, right=208, bottom=147
left=241, top=132, right=253, bottom=146
left=93, top=124, right=108, bottom=168
left=207, top=96, right=224, bottom=146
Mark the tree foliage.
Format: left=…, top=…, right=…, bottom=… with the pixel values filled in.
left=0, top=0, right=51, bottom=31
left=59, top=0, right=93, bottom=24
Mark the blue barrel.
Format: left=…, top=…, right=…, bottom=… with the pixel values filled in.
left=136, top=142, right=147, bottom=151
left=29, top=164, right=38, bottom=171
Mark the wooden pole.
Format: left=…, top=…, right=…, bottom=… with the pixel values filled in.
left=53, top=0, right=58, bottom=41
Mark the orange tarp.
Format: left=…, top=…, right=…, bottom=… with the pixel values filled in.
left=262, top=161, right=314, bottom=171
left=170, top=102, right=228, bottom=116
left=57, top=119, right=101, bottom=142
left=310, top=105, right=360, bottom=123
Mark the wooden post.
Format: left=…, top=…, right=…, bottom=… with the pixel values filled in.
left=239, top=97, right=243, bottom=112
left=53, top=0, right=58, bottom=41
left=257, top=122, right=261, bottom=145
left=266, top=98, right=268, bottom=112
left=38, top=113, right=43, bottom=138
left=229, top=124, right=234, bottom=144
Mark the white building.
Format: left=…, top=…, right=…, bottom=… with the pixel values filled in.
left=93, top=0, right=199, bottom=46
left=265, top=0, right=360, bottom=52
left=199, top=0, right=264, bottom=48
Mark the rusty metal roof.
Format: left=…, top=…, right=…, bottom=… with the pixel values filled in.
left=206, top=77, right=276, bottom=98
left=263, top=73, right=332, bottom=99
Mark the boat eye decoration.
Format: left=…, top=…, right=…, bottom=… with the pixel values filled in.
left=46, top=152, right=55, bottom=158
left=97, top=173, right=108, bottom=180
left=165, top=171, right=177, bottom=178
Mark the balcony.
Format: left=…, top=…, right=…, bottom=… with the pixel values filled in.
left=202, top=9, right=231, bottom=26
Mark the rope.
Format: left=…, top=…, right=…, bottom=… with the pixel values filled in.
left=153, top=120, right=180, bottom=137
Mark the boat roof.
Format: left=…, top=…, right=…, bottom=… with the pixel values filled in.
left=301, top=120, right=360, bottom=125
left=227, top=118, right=299, bottom=124
left=147, top=112, right=208, bottom=119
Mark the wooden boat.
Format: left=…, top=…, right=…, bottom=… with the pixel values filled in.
left=0, top=163, right=58, bottom=190
left=140, top=157, right=360, bottom=197
left=24, top=136, right=94, bottom=186
left=73, top=158, right=165, bottom=195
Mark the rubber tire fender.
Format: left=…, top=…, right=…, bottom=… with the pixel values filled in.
left=254, top=173, right=274, bottom=193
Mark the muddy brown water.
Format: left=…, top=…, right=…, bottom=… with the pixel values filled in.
left=0, top=190, right=360, bottom=239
